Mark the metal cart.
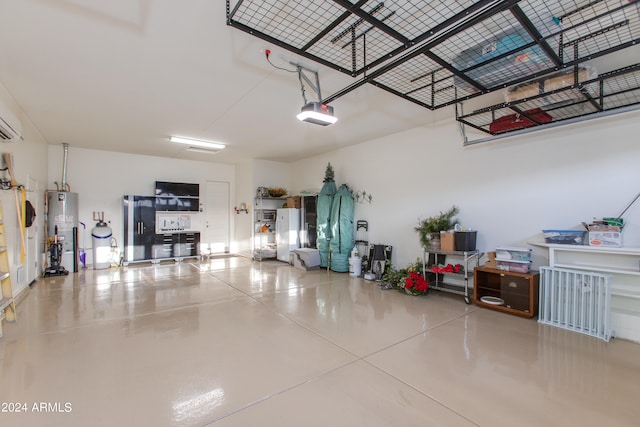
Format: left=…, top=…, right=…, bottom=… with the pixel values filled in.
left=422, top=249, right=481, bottom=304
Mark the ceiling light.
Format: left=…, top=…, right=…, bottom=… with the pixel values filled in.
left=263, top=52, right=338, bottom=126
left=170, top=136, right=226, bottom=150
left=287, top=60, right=337, bottom=126
left=185, top=147, right=221, bottom=155
left=296, top=102, right=338, bottom=126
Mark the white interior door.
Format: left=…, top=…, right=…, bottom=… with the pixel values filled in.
left=17, top=184, right=41, bottom=296
left=204, top=181, right=230, bottom=254
left=26, top=191, right=38, bottom=284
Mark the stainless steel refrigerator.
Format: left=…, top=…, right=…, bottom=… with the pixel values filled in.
left=276, top=208, right=300, bottom=263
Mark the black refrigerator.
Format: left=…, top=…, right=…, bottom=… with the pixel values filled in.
left=123, top=195, right=156, bottom=263
left=300, top=195, right=317, bottom=248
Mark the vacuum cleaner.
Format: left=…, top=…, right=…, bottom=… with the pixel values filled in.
left=44, top=226, right=69, bottom=277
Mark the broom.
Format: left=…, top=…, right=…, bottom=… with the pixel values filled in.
left=3, top=153, right=26, bottom=264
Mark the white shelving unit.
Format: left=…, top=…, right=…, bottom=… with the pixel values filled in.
left=422, top=249, right=481, bottom=305
left=530, top=241, right=640, bottom=342
left=252, top=196, right=286, bottom=261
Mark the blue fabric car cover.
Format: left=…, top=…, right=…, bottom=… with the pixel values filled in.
left=329, top=184, right=354, bottom=272
left=316, top=180, right=336, bottom=267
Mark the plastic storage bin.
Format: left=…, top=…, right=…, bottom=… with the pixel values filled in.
left=495, top=246, right=533, bottom=262
left=542, top=230, right=587, bottom=245
left=496, top=259, right=531, bottom=273
left=455, top=231, right=477, bottom=251
left=293, top=248, right=321, bottom=270
left=452, top=29, right=549, bottom=90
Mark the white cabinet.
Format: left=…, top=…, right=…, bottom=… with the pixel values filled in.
left=530, top=242, right=640, bottom=342
left=276, top=208, right=300, bottom=263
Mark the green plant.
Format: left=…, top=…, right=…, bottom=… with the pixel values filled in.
left=267, top=187, right=287, bottom=197
left=414, top=206, right=459, bottom=248
left=382, top=266, right=408, bottom=287
left=323, top=163, right=335, bottom=182
left=381, top=258, right=428, bottom=295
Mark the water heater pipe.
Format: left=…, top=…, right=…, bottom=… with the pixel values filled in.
left=61, top=142, right=69, bottom=191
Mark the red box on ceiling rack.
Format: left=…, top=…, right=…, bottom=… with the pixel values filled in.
left=489, top=108, right=552, bottom=133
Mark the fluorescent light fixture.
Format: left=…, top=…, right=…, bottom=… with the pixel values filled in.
left=170, top=136, right=226, bottom=150
left=296, top=102, right=337, bottom=126
left=186, top=147, right=221, bottom=155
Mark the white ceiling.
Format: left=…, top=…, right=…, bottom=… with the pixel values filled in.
left=0, top=0, right=460, bottom=164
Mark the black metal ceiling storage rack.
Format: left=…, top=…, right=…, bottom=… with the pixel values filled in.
left=227, top=0, right=640, bottom=136
left=457, top=63, right=640, bottom=138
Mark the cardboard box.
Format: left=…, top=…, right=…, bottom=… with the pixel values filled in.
left=505, top=82, right=541, bottom=102
left=286, top=196, right=301, bottom=209
left=484, top=251, right=497, bottom=269
left=440, top=231, right=456, bottom=252
left=484, top=259, right=497, bottom=269
left=505, top=67, right=594, bottom=102
left=588, top=225, right=623, bottom=247
left=543, top=67, right=592, bottom=92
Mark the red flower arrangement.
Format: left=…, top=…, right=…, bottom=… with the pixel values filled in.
left=380, top=258, right=429, bottom=296
left=404, top=271, right=429, bottom=295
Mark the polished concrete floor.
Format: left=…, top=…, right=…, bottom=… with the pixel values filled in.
left=1, top=255, right=639, bottom=426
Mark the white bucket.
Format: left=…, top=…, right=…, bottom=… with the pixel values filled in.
left=349, top=257, right=362, bottom=276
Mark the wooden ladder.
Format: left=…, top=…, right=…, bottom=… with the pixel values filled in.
left=0, top=201, right=16, bottom=338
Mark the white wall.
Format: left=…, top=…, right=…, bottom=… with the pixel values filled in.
left=233, top=159, right=254, bottom=256
left=252, top=159, right=290, bottom=191
left=0, top=82, right=49, bottom=295
left=47, top=146, right=235, bottom=265
left=290, top=109, right=640, bottom=269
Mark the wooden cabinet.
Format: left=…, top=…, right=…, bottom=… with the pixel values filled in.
left=474, top=267, right=539, bottom=318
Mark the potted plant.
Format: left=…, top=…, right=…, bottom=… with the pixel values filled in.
left=415, top=206, right=459, bottom=250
